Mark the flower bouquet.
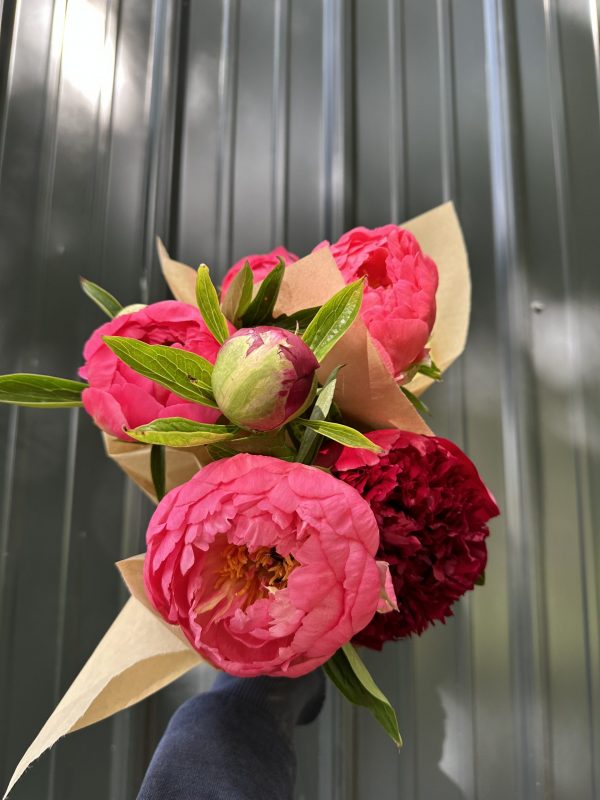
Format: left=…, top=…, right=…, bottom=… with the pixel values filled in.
left=1, top=202, right=498, bottom=797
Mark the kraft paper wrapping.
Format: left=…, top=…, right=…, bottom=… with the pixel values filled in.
left=102, top=432, right=213, bottom=505
left=3, top=597, right=202, bottom=798
left=402, top=203, right=471, bottom=396
left=4, top=202, right=470, bottom=795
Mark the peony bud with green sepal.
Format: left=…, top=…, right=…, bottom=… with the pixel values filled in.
left=211, top=326, right=319, bottom=432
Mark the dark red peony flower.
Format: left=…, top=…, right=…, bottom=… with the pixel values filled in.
left=331, top=429, right=499, bottom=648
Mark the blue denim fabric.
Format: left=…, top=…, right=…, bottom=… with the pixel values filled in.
left=137, top=671, right=325, bottom=800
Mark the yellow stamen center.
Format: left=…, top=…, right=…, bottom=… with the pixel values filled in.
left=214, top=544, right=298, bottom=608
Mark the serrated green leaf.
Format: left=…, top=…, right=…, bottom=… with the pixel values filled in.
left=302, top=279, right=364, bottom=362
left=271, top=306, right=321, bottom=332
left=0, top=374, right=87, bottom=407
left=80, top=277, right=123, bottom=318
left=295, top=418, right=381, bottom=452
left=150, top=444, right=166, bottom=500
left=196, top=265, right=230, bottom=344
left=103, top=336, right=217, bottom=407
left=401, top=386, right=430, bottom=416
left=126, top=418, right=240, bottom=447
left=221, top=262, right=254, bottom=325
left=296, top=366, right=342, bottom=465
left=240, top=260, right=285, bottom=326
left=323, top=644, right=402, bottom=747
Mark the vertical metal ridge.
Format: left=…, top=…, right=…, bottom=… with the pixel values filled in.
left=90, top=0, right=121, bottom=284
left=0, top=0, right=19, bottom=187
left=387, top=0, right=407, bottom=223
left=321, top=0, right=353, bottom=240
left=47, top=408, right=80, bottom=800
left=542, top=1, right=600, bottom=794
left=590, top=0, right=600, bottom=124
left=28, top=0, right=67, bottom=358
left=271, top=0, right=290, bottom=247
left=140, top=0, right=169, bottom=303
left=482, top=1, right=551, bottom=798
left=396, top=644, right=418, bottom=799
left=436, top=0, right=458, bottom=203
left=0, top=406, right=18, bottom=624
left=214, top=0, right=239, bottom=269
left=167, top=0, right=191, bottom=255
left=0, top=405, right=19, bottom=779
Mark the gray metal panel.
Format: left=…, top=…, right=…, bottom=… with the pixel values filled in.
left=0, top=1, right=598, bottom=798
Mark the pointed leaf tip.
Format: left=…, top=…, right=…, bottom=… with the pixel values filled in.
left=196, top=265, right=231, bottom=344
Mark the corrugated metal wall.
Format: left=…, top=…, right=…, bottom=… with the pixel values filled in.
left=1, top=1, right=598, bottom=798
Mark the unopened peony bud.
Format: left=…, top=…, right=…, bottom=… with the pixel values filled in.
left=211, top=326, right=319, bottom=432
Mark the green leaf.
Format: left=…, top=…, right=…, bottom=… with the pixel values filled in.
left=271, top=306, right=321, bottom=332
left=401, top=386, right=430, bottom=416
left=295, top=418, right=382, bottom=452
left=221, top=261, right=254, bottom=325
left=208, top=439, right=297, bottom=462
left=196, top=265, right=230, bottom=344
left=126, top=418, right=240, bottom=447
left=475, top=571, right=486, bottom=587
left=150, top=444, right=166, bottom=500
left=0, top=374, right=86, bottom=407
left=80, top=277, right=123, bottom=319
left=416, top=360, right=442, bottom=381
left=206, top=442, right=241, bottom=461
left=296, top=366, right=342, bottom=465
left=208, top=429, right=297, bottom=462
left=323, top=644, right=402, bottom=747
left=103, top=336, right=217, bottom=407
left=302, top=279, right=364, bottom=362
left=240, top=260, right=285, bottom=326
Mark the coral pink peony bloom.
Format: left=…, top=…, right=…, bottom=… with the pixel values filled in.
left=221, top=246, right=298, bottom=295
left=79, top=301, right=226, bottom=441
left=144, top=453, right=393, bottom=677
left=315, top=226, right=439, bottom=382
left=332, top=430, right=499, bottom=648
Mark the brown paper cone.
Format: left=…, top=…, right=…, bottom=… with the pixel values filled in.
left=102, top=433, right=213, bottom=505
left=402, top=202, right=471, bottom=395
left=3, top=596, right=202, bottom=798
left=156, top=237, right=197, bottom=307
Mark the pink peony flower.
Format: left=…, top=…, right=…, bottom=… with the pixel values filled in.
left=332, top=430, right=499, bottom=648
left=315, top=226, right=439, bottom=382
left=79, top=301, right=226, bottom=441
left=144, top=453, right=393, bottom=677
left=220, top=246, right=298, bottom=295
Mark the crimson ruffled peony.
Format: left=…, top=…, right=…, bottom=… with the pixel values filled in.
left=315, top=225, right=438, bottom=382
left=79, top=301, right=225, bottom=441
left=332, top=430, right=499, bottom=648
left=220, top=246, right=298, bottom=295
left=144, top=453, right=393, bottom=677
